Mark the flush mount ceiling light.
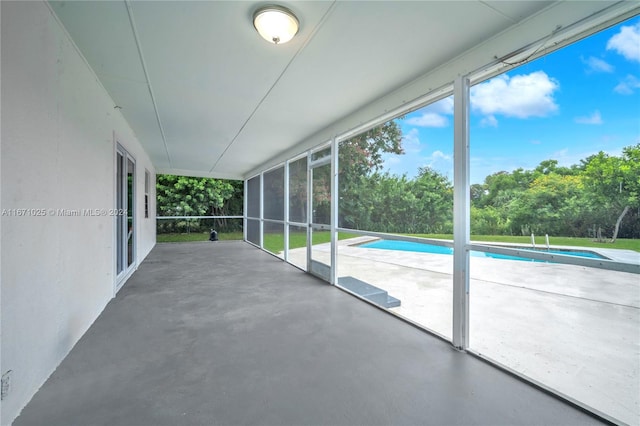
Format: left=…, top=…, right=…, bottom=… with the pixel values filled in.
left=253, top=5, right=299, bottom=45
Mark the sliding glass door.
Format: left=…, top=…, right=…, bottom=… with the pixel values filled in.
left=116, top=144, right=135, bottom=289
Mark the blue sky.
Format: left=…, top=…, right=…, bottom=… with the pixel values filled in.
left=383, top=16, right=640, bottom=184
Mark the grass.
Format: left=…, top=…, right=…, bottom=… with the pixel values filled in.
left=156, top=230, right=355, bottom=252
left=158, top=230, right=639, bottom=253
left=263, top=231, right=357, bottom=254
left=157, top=232, right=243, bottom=243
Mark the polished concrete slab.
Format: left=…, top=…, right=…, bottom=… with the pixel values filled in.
left=16, top=242, right=605, bottom=426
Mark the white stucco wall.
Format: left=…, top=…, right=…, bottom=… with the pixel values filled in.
left=0, top=1, right=3, bottom=424
left=0, top=2, right=156, bottom=424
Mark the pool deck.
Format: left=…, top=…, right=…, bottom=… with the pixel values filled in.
left=289, top=238, right=640, bottom=425
left=472, top=241, right=640, bottom=264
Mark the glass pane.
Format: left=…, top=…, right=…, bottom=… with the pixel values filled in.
left=289, top=157, right=307, bottom=223
left=247, top=176, right=260, bottom=218
left=311, top=164, right=331, bottom=225
left=144, top=170, right=150, bottom=219
left=246, top=219, right=260, bottom=246
left=116, top=152, right=124, bottom=274
left=127, top=158, right=134, bottom=267
left=311, top=146, right=331, bottom=162
left=263, top=221, right=284, bottom=258
left=287, top=225, right=307, bottom=270
left=263, top=167, right=284, bottom=220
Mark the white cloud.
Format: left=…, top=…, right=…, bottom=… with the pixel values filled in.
left=575, top=110, right=603, bottom=125
left=427, top=96, right=454, bottom=115
left=406, top=113, right=448, bottom=127
left=606, top=21, right=640, bottom=63
left=401, top=128, right=422, bottom=154
left=614, top=74, right=640, bottom=95
left=406, top=96, right=454, bottom=128
left=424, top=150, right=452, bottom=171
left=581, top=56, right=614, bottom=73
left=471, top=71, right=560, bottom=119
left=430, top=150, right=451, bottom=161
left=480, top=115, right=498, bottom=127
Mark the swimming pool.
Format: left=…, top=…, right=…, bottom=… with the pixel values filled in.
left=359, top=240, right=607, bottom=262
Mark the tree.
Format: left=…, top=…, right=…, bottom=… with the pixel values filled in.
left=509, top=174, right=586, bottom=236
left=156, top=175, right=238, bottom=215
left=156, top=175, right=242, bottom=233
left=467, top=146, right=639, bottom=239
left=411, top=167, right=453, bottom=233
left=470, top=183, right=488, bottom=206
left=288, top=157, right=308, bottom=223
left=480, top=170, right=528, bottom=209
left=338, top=121, right=404, bottom=177
left=471, top=205, right=509, bottom=235
left=533, top=159, right=576, bottom=177
left=582, top=144, right=640, bottom=242
left=338, top=120, right=404, bottom=230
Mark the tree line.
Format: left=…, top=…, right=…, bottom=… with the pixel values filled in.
left=470, top=147, right=639, bottom=240
left=156, top=175, right=243, bottom=233
left=333, top=121, right=639, bottom=241
left=156, top=120, right=639, bottom=241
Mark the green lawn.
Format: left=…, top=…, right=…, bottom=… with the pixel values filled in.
left=263, top=231, right=357, bottom=254
left=157, top=230, right=353, bottom=251
left=158, top=230, right=639, bottom=253
left=157, top=232, right=243, bottom=243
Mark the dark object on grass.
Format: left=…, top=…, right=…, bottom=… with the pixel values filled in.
left=209, top=229, right=218, bottom=241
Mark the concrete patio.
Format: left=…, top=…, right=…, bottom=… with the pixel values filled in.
left=292, top=238, right=639, bottom=425
left=14, top=241, right=606, bottom=426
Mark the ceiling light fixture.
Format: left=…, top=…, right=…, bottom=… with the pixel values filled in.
left=253, top=5, right=299, bottom=45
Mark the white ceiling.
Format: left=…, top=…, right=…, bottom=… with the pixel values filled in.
left=48, top=1, right=635, bottom=180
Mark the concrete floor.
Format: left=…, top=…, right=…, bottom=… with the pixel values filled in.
left=294, top=239, right=638, bottom=425
left=15, top=241, right=605, bottom=426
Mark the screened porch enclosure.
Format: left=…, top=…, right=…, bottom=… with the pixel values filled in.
left=4, top=2, right=640, bottom=426
left=242, top=75, right=640, bottom=426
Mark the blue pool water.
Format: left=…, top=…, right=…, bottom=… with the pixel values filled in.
left=359, top=240, right=606, bottom=262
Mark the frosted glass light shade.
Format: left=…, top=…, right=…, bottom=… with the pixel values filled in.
left=253, top=6, right=299, bottom=45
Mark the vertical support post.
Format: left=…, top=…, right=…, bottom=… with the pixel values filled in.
left=330, top=137, right=339, bottom=285
left=284, top=161, right=290, bottom=262
left=453, top=75, right=470, bottom=350
left=306, top=151, right=312, bottom=272
left=259, top=172, right=264, bottom=249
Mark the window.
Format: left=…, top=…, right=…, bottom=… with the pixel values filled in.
left=144, top=170, right=150, bottom=219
